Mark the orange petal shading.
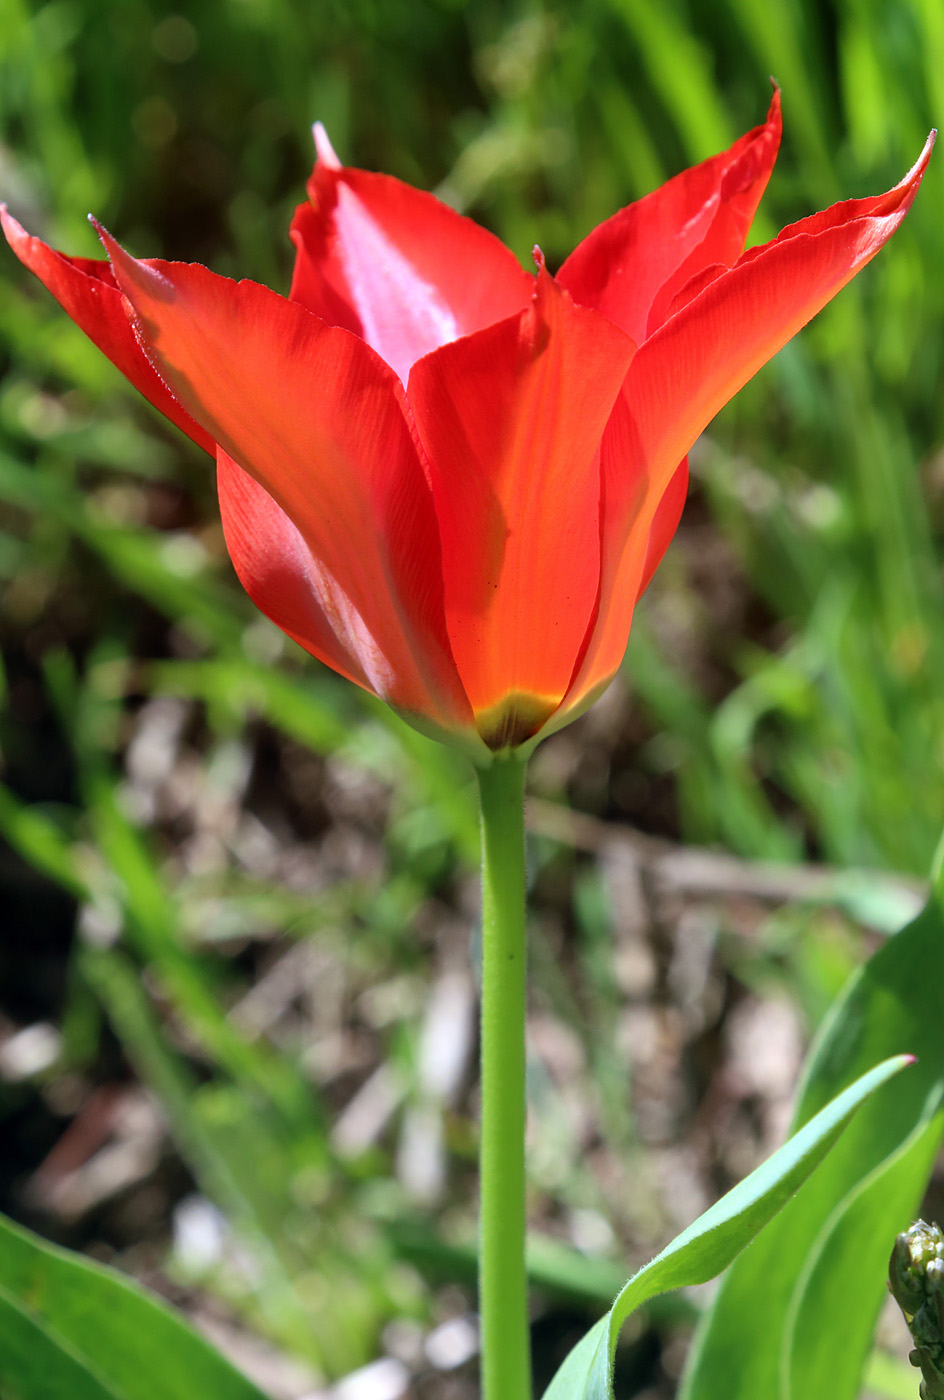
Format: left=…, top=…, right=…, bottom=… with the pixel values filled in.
left=289, top=156, right=534, bottom=385
left=96, top=226, right=477, bottom=743
left=557, top=88, right=781, bottom=341
left=4, top=99, right=933, bottom=760
left=640, top=457, right=689, bottom=596
left=0, top=206, right=215, bottom=455
left=631, top=130, right=935, bottom=510
left=218, top=449, right=394, bottom=693
left=408, top=269, right=635, bottom=745
left=566, top=131, right=935, bottom=713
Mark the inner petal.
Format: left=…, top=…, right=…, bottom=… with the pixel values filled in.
left=333, top=184, right=460, bottom=385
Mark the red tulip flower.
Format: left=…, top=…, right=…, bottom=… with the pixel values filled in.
left=2, top=94, right=933, bottom=761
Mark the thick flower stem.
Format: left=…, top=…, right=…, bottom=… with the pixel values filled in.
left=477, top=754, right=531, bottom=1400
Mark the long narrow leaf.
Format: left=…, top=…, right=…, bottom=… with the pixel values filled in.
left=680, top=884, right=944, bottom=1400
left=542, top=1054, right=913, bottom=1400
left=0, top=1212, right=267, bottom=1400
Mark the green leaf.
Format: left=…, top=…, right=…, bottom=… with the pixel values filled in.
left=679, top=885, right=944, bottom=1400
left=0, top=1211, right=268, bottom=1400
left=541, top=1054, right=913, bottom=1400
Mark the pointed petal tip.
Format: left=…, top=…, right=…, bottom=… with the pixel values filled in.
left=89, top=214, right=130, bottom=277
left=917, top=127, right=936, bottom=169
left=1, top=203, right=19, bottom=241
left=2, top=204, right=52, bottom=266
left=92, top=221, right=171, bottom=304
left=1, top=203, right=29, bottom=246
left=312, top=121, right=341, bottom=170
left=0, top=205, right=31, bottom=264
left=886, top=129, right=936, bottom=210
left=88, top=213, right=113, bottom=252
left=898, top=129, right=936, bottom=193
left=766, top=80, right=782, bottom=123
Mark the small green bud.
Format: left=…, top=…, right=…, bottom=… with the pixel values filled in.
left=889, top=1222, right=944, bottom=1400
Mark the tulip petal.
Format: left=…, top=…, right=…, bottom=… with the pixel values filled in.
left=289, top=158, right=534, bottom=385
left=628, top=130, right=935, bottom=508
left=217, top=449, right=390, bottom=694
left=1, top=206, right=215, bottom=455
left=640, top=456, right=689, bottom=595
left=96, top=225, right=476, bottom=739
left=565, top=131, right=935, bottom=712
left=557, top=89, right=782, bottom=342
left=408, top=269, right=636, bottom=746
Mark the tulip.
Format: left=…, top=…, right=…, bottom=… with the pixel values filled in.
left=3, top=96, right=935, bottom=1400
left=1, top=93, right=933, bottom=763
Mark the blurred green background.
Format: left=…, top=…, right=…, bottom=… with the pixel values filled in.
left=0, top=0, right=941, bottom=1393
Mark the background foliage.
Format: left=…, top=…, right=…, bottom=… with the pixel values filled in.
left=0, top=0, right=942, bottom=1395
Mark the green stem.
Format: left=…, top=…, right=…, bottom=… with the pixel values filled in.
left=477, top=754, right=531, bottom=1400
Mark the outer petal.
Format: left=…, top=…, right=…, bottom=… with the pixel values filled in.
left=556, top=89, right=782, bottom=342
left=626, top=131, right=935, bottom=513
left=218, top=449, right=393, bottom=695
left=563, top=132, right=935, bottom=715
left=407, top=269, right=636, bottom=748
left=639, top=457, right=689, bottom=595
left=289, top=156, right=534, bottom=385
left=1, top=206, right=215, bottom=455
left=95, top=225, right=477, bottom=742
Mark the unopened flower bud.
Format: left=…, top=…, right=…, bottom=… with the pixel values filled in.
left=889, top=1221, right=944, bottom=1400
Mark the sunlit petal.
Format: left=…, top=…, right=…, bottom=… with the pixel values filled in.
left=408, top=269, right=635, bottom=744
left=564, top=131, right=934, bottom=714
left=97, top=225, right=475, bottom=738
left=290, top=151, right=534, bottom=384
left=557, top=89, right=782, bottom=341
left=1, top=206, right=215, bottom=454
